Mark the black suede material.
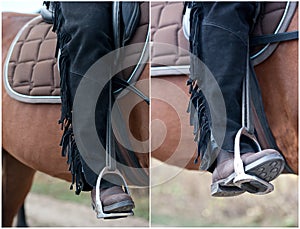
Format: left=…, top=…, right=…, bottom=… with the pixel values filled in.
left=53, top=2, right=114, bottom=192
left=189, top=2, right=258, bottom=171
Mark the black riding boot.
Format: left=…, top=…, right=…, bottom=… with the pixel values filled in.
left=52, top=2, right=114, bottom=194
left=188, top=2, right=285, bottom=196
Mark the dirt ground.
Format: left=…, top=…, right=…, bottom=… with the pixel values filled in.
left=13, top=193, right=149, bottom=227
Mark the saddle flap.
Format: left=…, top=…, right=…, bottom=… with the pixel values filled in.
left=117, top=2, right=149, bottom=84
left=121, top=2, right=141, bottom=45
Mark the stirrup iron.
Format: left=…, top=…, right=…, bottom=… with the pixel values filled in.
left=94, top=44, right=133, bottom=218
left=233, top=48, right=273, bottom=195
left=233, top=127, right=274, bottom=194
left=94, top=169, right=134, bottom=219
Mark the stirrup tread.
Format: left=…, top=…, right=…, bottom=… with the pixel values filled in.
left=211, top=182, right=245, bottom=197
left=233, top=154, right=284, bottom=195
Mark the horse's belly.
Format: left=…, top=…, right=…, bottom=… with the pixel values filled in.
left=151, top=76, right=199, bottom=170
left=2, top=90, right=71, bottom=181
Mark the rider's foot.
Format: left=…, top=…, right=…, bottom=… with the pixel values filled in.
left=91, top=185, right=135, bottom=213
left=211, top=149, right=285, bottom=197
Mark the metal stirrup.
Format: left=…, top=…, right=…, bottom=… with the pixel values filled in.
left=233, top=42, right=274, bottom=194
left=94, top=75, right=133, bottom=219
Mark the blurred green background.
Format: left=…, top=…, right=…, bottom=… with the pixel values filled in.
left=31, top=172, right=149, bottom=220
left=17, top=159, right=297, bottom=227
left=16, top=172, right=149, bottom=226
left=151, top=159, right=298, bottom=227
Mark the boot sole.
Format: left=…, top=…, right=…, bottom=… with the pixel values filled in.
left=211, top=154, right=285, bottom=197
left=103, top=200, right=134, bottom=219
left=103, top=200, right=135, bottom=213
left=91, top=200, right=135, bottom=219
left=241, top=154, right=285, bottom=193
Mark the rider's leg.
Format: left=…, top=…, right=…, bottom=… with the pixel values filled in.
left=52, top=2, right=134, bottom=212
left=188, top=2, right=284, bottom=196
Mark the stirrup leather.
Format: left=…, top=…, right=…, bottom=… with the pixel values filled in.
left=94, top=51, right=133, bottom=218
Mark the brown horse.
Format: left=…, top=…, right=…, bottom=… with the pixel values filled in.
left=2, top=7, right=298, bottom=226
left=2, top=12, right=149, bottom=226
left=151, top=8, right=298, bottom=173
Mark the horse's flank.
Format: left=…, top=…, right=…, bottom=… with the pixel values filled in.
left=255, top=9, right=298, bottom=173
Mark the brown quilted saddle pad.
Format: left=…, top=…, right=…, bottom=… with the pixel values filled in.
left=151, top=1, right=297, bottom=75
left=4, top=2, right=149, bottom=103
left=4, top=16, right=61, bottom=103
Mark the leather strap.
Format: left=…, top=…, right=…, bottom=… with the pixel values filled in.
left=113, top=2, right=121, bottom=50
left=250, top=30, right=298, bottom=46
